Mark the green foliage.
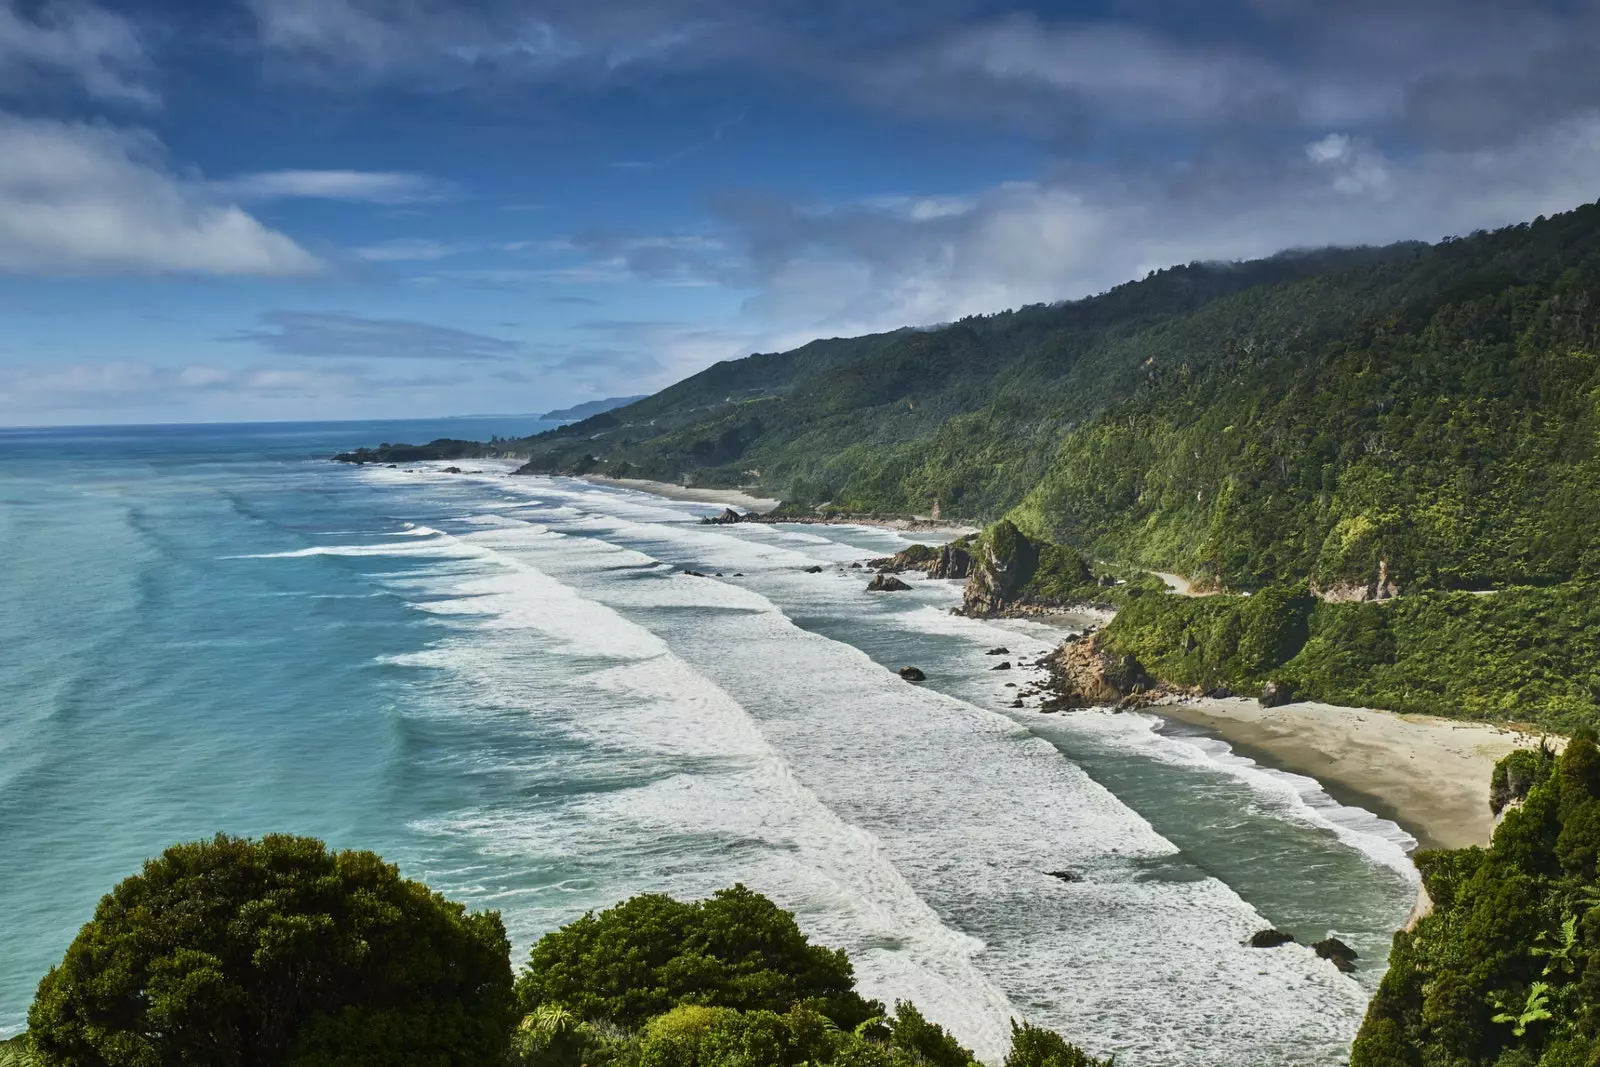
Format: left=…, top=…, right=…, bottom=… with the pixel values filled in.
left=1097, top=581, right=1600, bottom=729
left=885, top=1001, right=974, bottom=1067
left=26, top=833, right=514, bottom=1067
left=1353, top=736, right=1600, bottom=1065
left=23, top=848, right=1112, bottom=1067
left=515, top=884, right=880, bottom=1030
left=1495, top=747, right=1560, bottom=815
left=0, top=1036, right=35, bottom=1067
left=1003, top=1022, right=1112, bottom=1067
left=1096, top=584, right=1312, bottom=693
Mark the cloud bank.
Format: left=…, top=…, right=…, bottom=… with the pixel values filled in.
left=0, top=114, right=321, bottom=276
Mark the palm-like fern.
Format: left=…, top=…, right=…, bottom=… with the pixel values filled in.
left=1533, top=915, right=1581, bottom=978
left=1491, top=983, right=1554, bottom=1037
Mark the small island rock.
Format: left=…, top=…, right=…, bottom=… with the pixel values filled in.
left=868, top=574, right=913, bottom=592
left=1313, top=937, right=1358, bottom=972
left=1248, top=929, right=1297, bottom=949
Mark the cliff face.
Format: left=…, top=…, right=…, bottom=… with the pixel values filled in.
left=1040, top=632, right=1178, bottom=710
left=958, top=521, right=1094, bottom=616
left=961, top=521, right=1038, bottom=615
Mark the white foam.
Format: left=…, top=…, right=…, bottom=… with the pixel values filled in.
left=430, top=511, right=1377, bottom=1066
left=353, top=526, right=1024, bottom=1058
left=312, top=472, right=1411, bottom=1066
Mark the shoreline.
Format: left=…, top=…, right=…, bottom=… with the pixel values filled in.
left=580, top=475, right=782, bottom=512
left=1156, top=697, right=1548, bottom=852
left=579, top=476, right=982, bottom=535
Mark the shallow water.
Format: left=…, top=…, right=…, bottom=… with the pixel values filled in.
left=0, top=422, right=1415, bottom=1064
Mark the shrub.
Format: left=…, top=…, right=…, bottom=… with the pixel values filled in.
left=516, top=885, right=880, bottom=1029
left=27, top=834, right=514, bottom=1067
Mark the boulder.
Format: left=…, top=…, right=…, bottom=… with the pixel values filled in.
left=1312, top=937, right=1358, bottom=973
left=442, top=466, right=464, bottom=474
left=929, top=544, right=973, bottom=580
left=803, top=565, right=824, bottom=573
left=991, top=661, right=1012, bottom=671
left=868, top=573, right=913, bottom=592
left=1040, top=633, right=1156, bottom=709
left=870, top=544, right=940, bottom=572
left=986, top=647, right=1011, bottom=656
left=899, top=667, right=927, bottom=682
left=1248, top=929, right=1297, bottom=949
left=681, top=570, right=709, bottom=578
left=1044, top=870, right=1081, bottom=883
left=850, top=562, right=864, bottom=570
left=1260, top=680, right=1294, bottom=708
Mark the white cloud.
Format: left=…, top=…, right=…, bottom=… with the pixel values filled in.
left=0, top=358, right=468, bottom=423
left=0, top=0, right=154, bottom=105
left=352, top=238, right=472, bottom=262
left=212, top=169, right=451, bottom=204
left=0, top=114, right=322, bottom=276
left=225, top=310, right=526, bottom=361
left=618, top=112, right=1600, bottom=347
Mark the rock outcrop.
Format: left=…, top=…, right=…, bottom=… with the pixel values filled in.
left=868, top=573, right=913, bottom=592
left=960, top=521, right=1038, bottom=616
left=1313, top=937, right=1358, bottom=973
left=1259, top=679, right=1294, bottom=707
left=1040, top=632, right=1168, bottom=710
left=702, top=508, right=746, bottom=525
left=1248, top=929, right=1297, bottom=949
left=868, top=542, right=972, bottom=579
left=929, top=544, right=972, bottom=579
left=899, top=667, right=927, bottom=682
left=1313, top=558, right=1401, bottom=602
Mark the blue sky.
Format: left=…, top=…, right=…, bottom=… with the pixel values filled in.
left=4, top=0, right=1600, bottom=425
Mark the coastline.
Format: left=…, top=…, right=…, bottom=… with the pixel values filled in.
left=580, top=475, right=782, bottom=512
left=1157, top=697, right=1549, bottom=851
left=579, top=475, right=982, bottom=535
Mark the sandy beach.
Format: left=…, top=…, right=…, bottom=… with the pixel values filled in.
left=581, top=476, right=782, bottom=512
left=582, top=476, right=983, bottom=535
left=1160, top=697, right=1554, bottom=851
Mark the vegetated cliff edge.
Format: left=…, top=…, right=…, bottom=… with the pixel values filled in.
left=337, top=201, right=1600, bottom=729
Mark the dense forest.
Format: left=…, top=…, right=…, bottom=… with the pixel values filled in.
left=1353, top=734, right=1600, bottom=1067
left=344, top=202, right=1600, bottom=599
left=7, top=835, right=1106, bottom=1067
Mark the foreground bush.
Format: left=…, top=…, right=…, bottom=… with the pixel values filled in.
left=511, top=885, right=1111, bottom=1067
left=516, top=885, right=881, bottom=1030
left=20, top=839, right=1110, bottom=1067
left=27, top=834, right=514, bottom=1066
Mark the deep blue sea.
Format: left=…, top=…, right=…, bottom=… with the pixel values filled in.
left=0, top=420, right=1417, bottom=1065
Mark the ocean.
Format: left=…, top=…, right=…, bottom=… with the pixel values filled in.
left=0, top=419, right=1417, bottom=1065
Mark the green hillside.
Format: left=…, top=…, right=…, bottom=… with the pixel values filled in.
left=336, top=201, right=1600, bottom=729
left=348, top=201, right=1600, bottom=601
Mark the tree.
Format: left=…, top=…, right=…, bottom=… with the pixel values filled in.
left=27, top=834, right=514, bottom=1067
left=1002, top=1022, right=1111, bottom=1067
left=516, top=885, right=880, bottom=1030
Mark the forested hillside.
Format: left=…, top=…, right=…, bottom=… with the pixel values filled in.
left=343, top=201, right=1600, bottom=600
left=1353, top=736, right=1600, bottom=1067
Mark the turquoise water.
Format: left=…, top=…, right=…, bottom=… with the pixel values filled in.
left=0, top=422, right=1416, bottom=1065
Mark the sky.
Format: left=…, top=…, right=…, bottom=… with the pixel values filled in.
left=4, top=1, right=1600, bottom=425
